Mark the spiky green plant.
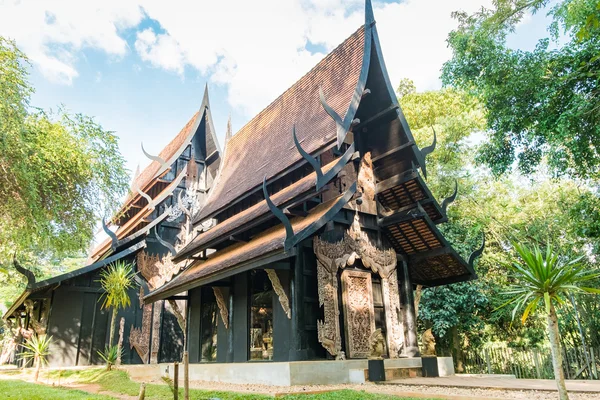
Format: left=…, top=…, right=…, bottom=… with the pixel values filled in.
left=19, top=335, right=52, bottom=381
left=97, top=345, right=121, bottom=371
left=501, top=242, right=600, bottom=400
left=98, top=260, right=135, bottom=358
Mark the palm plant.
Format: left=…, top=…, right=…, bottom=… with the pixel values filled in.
left=19, top=334, right=52, bottom=382
left=97, top=345, right=121, bottom=371
left=501, top=242, right=600, bottom=400
left=98, top=260, right=135, bottom=362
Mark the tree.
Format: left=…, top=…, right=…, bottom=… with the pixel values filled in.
left=442, top=0, right=600, bottom=179
left=398, top=81, right=600, bottom=358
left=19, top=334, right=52, bottom=382
left=0, top=36, right=129, bottom=265
left=98, top=261, right=136, bottom=355
left=502, top=242, right=600, bottom=399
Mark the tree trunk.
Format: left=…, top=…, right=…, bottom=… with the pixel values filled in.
left=34, top=355, right=40, bottom=382
left=414, top=285, right=423, bottom=318
left=109, top=308, right=117, bottom=347
left=452, top=326, right=464, bottom=373
left=547, top=304, right=569, bottom=400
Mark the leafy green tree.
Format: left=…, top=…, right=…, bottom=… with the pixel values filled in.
left=19, top=335, right=52, bottom=382
left=98, top=261, right=136, bottom=356
left=399, top=81, right=600, bottom=359
left=501, top=242, right=600, bottom=399
left=442, top=0, right=600, bottom=179
left=0, top=36, right=129, bottom=266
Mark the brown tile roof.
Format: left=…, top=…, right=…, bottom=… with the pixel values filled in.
left=145, top=194, right=345, bottom=302
left=175, top=157, right=340, bottom=261
left=195, top=26, right=366, bottom=222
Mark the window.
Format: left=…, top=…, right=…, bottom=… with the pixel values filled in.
left=249, top=270, right=273, bottom=361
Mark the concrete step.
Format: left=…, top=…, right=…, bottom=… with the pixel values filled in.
left=362, top=367, right=422, bottom=382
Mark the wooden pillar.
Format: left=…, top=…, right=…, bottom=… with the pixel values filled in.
left=232, top=273, right=248, bottom=362
left=289, top=253, right=302, bottom=361
left=399, top=258, right=419, bottom=357
left=186, top=288, right=201, bottom=363
left=226, top=287, right=234, bottom=363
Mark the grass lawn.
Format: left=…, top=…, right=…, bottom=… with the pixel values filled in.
left=2, top=368, right=442, bottom=400
left=0, top=379, right=112, bottom=399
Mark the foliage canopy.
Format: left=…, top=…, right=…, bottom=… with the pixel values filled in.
left=0, top=36, right=129, bottom=266
left=442, top=0, right=600, bottom=179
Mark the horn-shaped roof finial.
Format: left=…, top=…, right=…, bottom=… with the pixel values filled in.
left=13, top=254, right=36, bottom=287
left=225, top=114, right=232, bottom=143
left=365, top=0, right=375, bottom=26
left=202, top=83, right=210, bottom=108
left=441, top=180, right=458, bottom=214
left=102, top=217, right=118, bottom=251
left=468, top=233, right=485, bottom=269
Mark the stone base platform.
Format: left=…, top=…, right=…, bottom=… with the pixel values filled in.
left=125, top=357, right=455, bottom=386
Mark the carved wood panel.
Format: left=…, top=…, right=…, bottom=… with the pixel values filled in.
left=314, top=211, right=405, bottom=359
left=341, top=269, right=375, bottom=359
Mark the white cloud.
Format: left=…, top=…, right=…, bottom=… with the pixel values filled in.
left=135, top=28, right=185, bottom=74
left=0, top=0, right=490, bottom=110
left=0, top=0, right=143, bottom=84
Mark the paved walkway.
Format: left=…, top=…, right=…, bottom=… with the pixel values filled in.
left=385, top=376, right=600, bottom=393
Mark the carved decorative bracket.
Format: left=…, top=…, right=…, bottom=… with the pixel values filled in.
left=266, top=269, right=291, bottom=319
left=213, top=287, right=229, bottom=329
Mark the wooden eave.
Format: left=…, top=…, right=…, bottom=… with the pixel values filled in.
left=146, top=194, right=347, bottom=303
left=376, top=169, right=445, bottom=223
left=379, top=204, right=475, bottom=286
left=3, top=240, right=147, bottom=320
left=175, top=157, right=341, bottom=262
left=91, top=170, right=186, bottom=261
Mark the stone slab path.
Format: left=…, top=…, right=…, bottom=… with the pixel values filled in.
left=385, top=376, right=600, bottom=393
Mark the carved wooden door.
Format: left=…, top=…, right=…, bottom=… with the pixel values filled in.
left=340, top=269, right=376, bottom=358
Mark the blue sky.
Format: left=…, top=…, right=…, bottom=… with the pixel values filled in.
left=1, top=0, right=558, bottom=179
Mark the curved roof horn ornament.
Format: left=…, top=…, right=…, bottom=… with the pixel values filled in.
left=293, top=125, right=355, bottom=191
left=264, top=176, right=357, bottom=254
left=441, top=180, right=458, bottom=215
left=319, top=87, right=348, bottom=149
left=154, top=227, right=177, bottom=256
left=13, top=254, right=36, bottom=287
left=102, top=217, right=118, bottom=251
left=468, top=233, right=485, bottom=269
left=141, top=142, right=169, bottom=172
left=418, top=127, right=437, bottom=179
left=263, top=176, right=294, bottom=251
left=131, top=157, right=156, bottom=211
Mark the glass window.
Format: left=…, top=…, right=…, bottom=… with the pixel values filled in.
left=249, top=270, right=274, bottom=361
left=200, top=288, right=218, bottom=362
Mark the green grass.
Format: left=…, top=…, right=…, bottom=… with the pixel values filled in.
left=8, top=368, right=442, bottom=400
left=0, top=379, right=112, bottom=399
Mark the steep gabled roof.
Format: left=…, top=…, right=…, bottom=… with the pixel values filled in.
left=92, top=86, right=221, bottom=260
left=119, top=85, right=221, bottom=222
left=194, top=26, right=367, bottom=222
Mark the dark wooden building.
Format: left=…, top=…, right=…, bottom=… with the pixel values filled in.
left=3, top=87, right=222, bottom=367
left=145, top=0, right=483, bottom=373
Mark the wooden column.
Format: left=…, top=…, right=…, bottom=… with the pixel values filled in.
left=232, top=273, right=248, bottom=362
left=226, top=287, right=234, bottom=363
left=399, top=258, right=419, bottom=357
left=289, top=253, right=302, bottom=361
